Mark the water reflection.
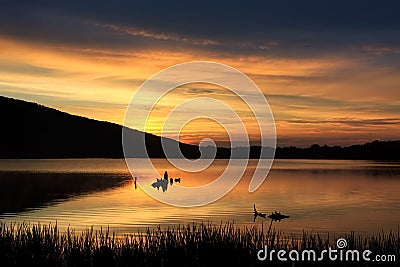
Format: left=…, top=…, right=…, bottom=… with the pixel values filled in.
left=0, top=171, right=130, bottom=214
left=0, top=159, right=399, bottom=236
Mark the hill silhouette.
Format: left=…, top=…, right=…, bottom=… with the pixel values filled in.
left=0, top=96, right=201, bottom=159
left=1, top=96, right=399, bottom=160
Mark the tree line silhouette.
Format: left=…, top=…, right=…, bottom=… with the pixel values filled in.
left=1, top=96, right=399, bottom=160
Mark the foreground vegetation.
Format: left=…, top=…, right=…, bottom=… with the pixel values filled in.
left=0, top=222, right=398, bottom=266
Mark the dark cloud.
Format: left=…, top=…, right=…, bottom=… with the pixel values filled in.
left=286, top=118, right=400, bottom=127
left=0, top=62, right=61, bottom=75
left=0, top=88, right=125, bottom=110
left=92, top=76, right=145, bottom=88
left=1, top=0, right=400, bottom=57
left=184, top=88, right=216, bottom=95
left=266, top=94, right=400, bottom=114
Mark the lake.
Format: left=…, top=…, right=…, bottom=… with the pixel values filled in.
left=0, top=159, right=399, bottom=236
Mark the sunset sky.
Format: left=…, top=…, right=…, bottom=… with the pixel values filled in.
left=1, top=1, right=399, bottom=147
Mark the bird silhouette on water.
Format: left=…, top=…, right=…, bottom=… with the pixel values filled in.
left=268, top=211, right=290, bottom=222
left=254, top=204, right=290, bottom=235
left=253, top=204, right=290, bottom=222
left=253, top=204, right=266, bottom=221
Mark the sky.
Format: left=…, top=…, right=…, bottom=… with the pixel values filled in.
left=0, top=0, right=399, bottom=147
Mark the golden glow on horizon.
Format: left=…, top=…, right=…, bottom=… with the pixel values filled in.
left=143, top=83, right=262, bottom=144
left=1, top=36, right=399, bottom=146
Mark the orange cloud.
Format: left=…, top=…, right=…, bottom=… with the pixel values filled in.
left=0, top=35, right=399, bottom=147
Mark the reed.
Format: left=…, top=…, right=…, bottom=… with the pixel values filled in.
left=0, top=222, right=398, bottom=266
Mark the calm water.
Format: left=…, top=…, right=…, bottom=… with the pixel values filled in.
left=0, top=159, right=399, bottom=236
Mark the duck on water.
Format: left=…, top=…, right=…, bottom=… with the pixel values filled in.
left=253, top=204, right=290, bottom=222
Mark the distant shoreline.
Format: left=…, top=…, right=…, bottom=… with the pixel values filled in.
left=1, top=139, right=400, bottom=160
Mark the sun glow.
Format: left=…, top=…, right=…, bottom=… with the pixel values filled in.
left=1, top=35, right=399, bottom=147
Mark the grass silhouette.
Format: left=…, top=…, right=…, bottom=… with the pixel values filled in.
left=0, top=222, right=398, bottom=266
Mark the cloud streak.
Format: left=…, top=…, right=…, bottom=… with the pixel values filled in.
left=286, top=118, right=400, bottom=126
left=1, top=1, right=400, bottom=58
